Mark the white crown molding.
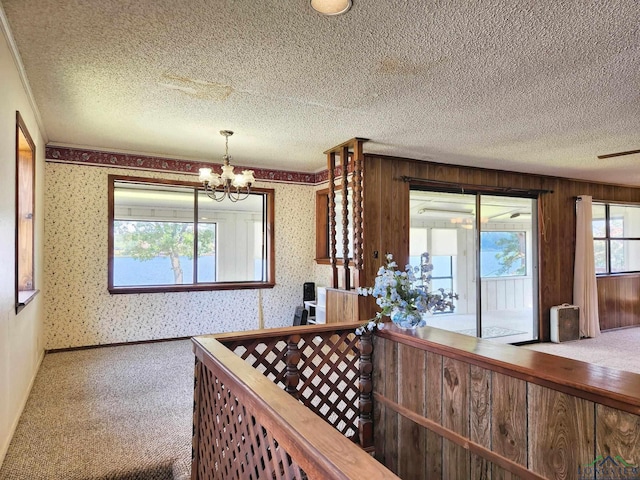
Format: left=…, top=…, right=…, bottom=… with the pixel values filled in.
left=0, top=3, right=48, bottom=143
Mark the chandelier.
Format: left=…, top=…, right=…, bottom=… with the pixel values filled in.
left=198, top=130, right=255, bottom=202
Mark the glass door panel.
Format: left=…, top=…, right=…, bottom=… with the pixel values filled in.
left=479, top=195, right=537, bottom=342
left=409, top=190, right=538, bottom=343
left=409, top=191, right=477, bottom=334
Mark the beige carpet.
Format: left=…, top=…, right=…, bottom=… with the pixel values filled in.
left=0, top=340, right=193, bottom=480
left=523, top=327, right=640, bottom=374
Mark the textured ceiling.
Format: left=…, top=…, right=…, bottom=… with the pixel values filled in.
left=2, top=0, right=639, bottom=184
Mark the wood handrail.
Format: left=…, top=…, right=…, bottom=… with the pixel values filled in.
left=210, top=321, right=363, bottom=344
left=192, top=335, right=397, bottom=480
left=377, top=324, right=640, bottom=415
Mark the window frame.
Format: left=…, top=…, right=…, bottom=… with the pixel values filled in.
left=15, top=111, right=38, bottom=313
left=108, top=175, right=275, bottom=293
left=593, top=201, right=640, bottom=276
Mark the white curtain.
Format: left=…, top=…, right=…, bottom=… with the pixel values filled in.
left=574, top=195, right=600, bottom=338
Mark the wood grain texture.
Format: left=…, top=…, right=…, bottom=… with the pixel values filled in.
left=471, top=365, right=492, bottom=480
left=492, top=373, right=527, bottom=480
left=528, top=383, right=595, bottom=479
left=597, top=275, right=640, bottom=330
left=360, top=153, right=640, bottom=341
left=383, top=336, right=400, bottom=474
left=596, top=404, right=640, bottom=467
left=377, top=325, right=640, bottom=416
left=426, top=351, right=443, bottom=479
left=442, top=357, right=470, bottom=479
left=325, top=288, right=359, bottom=323
left=398, top=344, right=427, bottom=479
left=372, top=335, right=387, bottom=465
left=192, top=335, right=399, bottom=479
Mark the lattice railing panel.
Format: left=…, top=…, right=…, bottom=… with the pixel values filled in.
left=222, top=331, right=360, bottom=441
left=224, top=339, right=289, bottom=389
left=195, top=359, right=307, bottom=480
left=296, top=332, right=360, bottom=438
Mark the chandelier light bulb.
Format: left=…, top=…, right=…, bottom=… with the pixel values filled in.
left=198, top=130, right=253, bottom=202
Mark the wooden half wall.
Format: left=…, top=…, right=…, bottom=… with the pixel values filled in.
left=359, top=154, right=640, bottom=339
left=373, top=325, right=640, bottom=480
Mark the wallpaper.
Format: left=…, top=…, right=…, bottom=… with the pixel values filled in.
left=44, top=163, right=316, bottom=349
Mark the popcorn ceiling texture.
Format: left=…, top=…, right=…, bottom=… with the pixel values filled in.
left=44, top=162, right=316, bottom=349
left=3, top=1, right=640, bottom=184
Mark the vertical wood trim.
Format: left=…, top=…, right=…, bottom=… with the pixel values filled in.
left=352, top=139, right=364, bottom=278
left=426, top=351, right=443, bottom=478
left=442, top=357, right=471, bottom=479
left=372, top=336, right=387, bottom=465
left=285, top=334, right=301, bottom=399
left=341, top=146, right=351, bottom=290
left=492, top=373, right=528, bottom=480
left=327, top=152, right=338, bottom=288
left=384, top=336, right=399, bottom=474
left=398, top=344, right=427, bottom=479
left=358, top=332, right=374, bottom=448
left=470, top=365, right=492, bottom=479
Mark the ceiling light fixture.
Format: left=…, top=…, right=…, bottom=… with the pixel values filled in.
left=310, top=0, right=352, bottom=16
left=198, top=130, right=255, bottom=203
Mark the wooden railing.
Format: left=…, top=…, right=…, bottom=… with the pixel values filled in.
left=193, top=321, right=640, bottom=479
left=373, top=325, right=640, bottom=480
left=192, top=323, right=394, bottom=479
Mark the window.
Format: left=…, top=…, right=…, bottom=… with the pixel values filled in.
left=593, top=202, right=640, bottom=275
left=16, top=111, right=38, bottom=312
left=480, top=231, right=527, bottom=278
left=108, top=176, right=274, bottom=293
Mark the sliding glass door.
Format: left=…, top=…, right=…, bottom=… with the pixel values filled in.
left=409, top=190, right=538, bottom=343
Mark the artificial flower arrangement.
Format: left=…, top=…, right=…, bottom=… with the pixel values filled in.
left=355, top=252, right=457, bottom=334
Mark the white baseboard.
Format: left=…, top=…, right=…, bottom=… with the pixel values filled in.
left=0, top=349, right=45, bottom=466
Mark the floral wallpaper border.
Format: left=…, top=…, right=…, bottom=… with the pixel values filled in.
left=46, top=146, right=321, bottom=184
left=45, top=146, right=354, bottom=185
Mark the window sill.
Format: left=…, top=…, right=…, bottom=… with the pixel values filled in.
left=16, top=289, right=39, bottom=313
left=109, top=282, right=275, bottom=294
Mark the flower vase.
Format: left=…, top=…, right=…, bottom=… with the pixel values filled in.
left=390, top=308, right=426, bottom=329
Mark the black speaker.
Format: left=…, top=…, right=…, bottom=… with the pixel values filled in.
left=303, top=282, right=315, bottom=302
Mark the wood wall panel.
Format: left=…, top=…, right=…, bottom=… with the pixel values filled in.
left=372, top=330, right=640, bottom=480
left=442, top=357, right=470, bottom=479
left=325, top=287, right=359, bottom=323
left=384, top=336, right=399, bottom=474
left=398, top=344, right=427, bottom=480
left=361, top=154, right=640, bottom=340
left=426, top=351, right=443, bottom=479
left=528, top=384, right=594, bottom=479
left=597, top=275, right=640, bottom=330
left=470, top=365, right=492, bottom=480
left=595, top=405, right=640, bottom=468
left=372, top=335, right=386, bottom=466
left=492, top=373, right=527, bottom=480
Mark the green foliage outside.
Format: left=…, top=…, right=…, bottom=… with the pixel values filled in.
left=114, top=221, right=215, bottom=283
left=494, top=232, right=526, bottom=276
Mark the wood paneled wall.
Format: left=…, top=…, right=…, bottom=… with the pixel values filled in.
left=373, top=329, right=640, bottom=479
left=360, top=154, right=640, bottom=339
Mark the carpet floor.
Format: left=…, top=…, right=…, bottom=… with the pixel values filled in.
left=0, top=340, right=193, bottom=480
left=523, top=327, right=640, bottom=375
